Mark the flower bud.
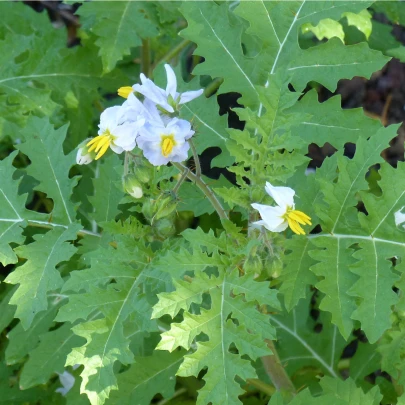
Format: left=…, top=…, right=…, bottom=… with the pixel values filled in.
left=142, top=200, right=154, bottom=220
left=243, top=255, right=263, bottom=275
left=123, top=174, right=143, bottom=199
left=155, top=218, right=176, bottom=238
left=155, top=195, right=177, bottom=220
left=76, top=138, right=96, bottom=165
left=136, top=166, right=151, bottom=183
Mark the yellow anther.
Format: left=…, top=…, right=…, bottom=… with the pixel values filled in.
left=118, top=86, right=134, bottom=99
left=86, top=131, right=114, bottom=160
left=283, top=208, right=311, bottom=235
left=160, top=134, right=176, bottom=157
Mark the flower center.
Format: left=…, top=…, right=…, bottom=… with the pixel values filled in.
left=86, top=130, right=115, bottom=160
left=282, top=207, right=312, bottom=235
left=160, top=134, right=176, bottom=157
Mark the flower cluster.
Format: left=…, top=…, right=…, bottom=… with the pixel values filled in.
left=76, top=64, right=203, bottom=166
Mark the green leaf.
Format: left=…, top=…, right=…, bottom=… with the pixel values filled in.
left=269, top=377, right=382, bottom=404
left=57, top=231, right=163, bottom=405
left=236, top=1, right=375, bottom=78
left=269, top=295, right=346, bottom=380
left=20, top=322, right=85, bottom=389
left=379, top=323, right=405, bottom=387
left=343, top=10, right=372, bottom=39
left=17, top=117, right=78, bottom=225
left=155, top=264, right=278, bottom=405
left=106, top=350, right=184, bottom=405
left=289, top=39, right=390, bottom=92
left=286, top=90, right=382, bottom=151
left=315, top=127, right=397, bottom=234
left=5, top=224, right=80, bottom=329
left=280, top=237, right=317, bottom=312
left=178, top=78, right=232, bottom=168
left=309, top=237, right=357, bottom=340
left=78, top=1, right=158, bottom=73
left=5, top=299, right=62, bottom=365
left=302, top=19, right=345, bottom=42
left=0, top=151, right=27, bottom=265
left=180, top=1, right=262, bottom=108
left=89, top=154, right=124, bottom=225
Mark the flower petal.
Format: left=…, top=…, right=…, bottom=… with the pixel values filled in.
left=179, top=89, right=204, bottom=104
left=265, top=182, right=295, bottom=210
left=251, top=203, right=287, bottom=232
left=165, top=64, right=177, bottom=98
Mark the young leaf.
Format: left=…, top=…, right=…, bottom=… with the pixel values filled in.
left=154, top=265, right=279, bottom=405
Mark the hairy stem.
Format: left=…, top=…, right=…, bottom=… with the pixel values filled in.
left=188, top=139, right=201, bottom=177
left=154, top=39, right=190, bottom=68
left=172, top=167, right=189, bottom=195
left=172, top=162, right=228, bottom=220
left=262, top=340, right=296, bottom=398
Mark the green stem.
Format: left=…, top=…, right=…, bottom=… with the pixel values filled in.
left=172, top=167, right=189, bottom=195
left=154, top=39, right=191, bottom=68
left=188, top=139, right=201, bottom=178
left=172, top=162, right=228, bottom=220
left=141, top=39, right=151, bottom=76
left=262, top=340, right=296, bottom=398
left=246, top=379, right=276, bottom=396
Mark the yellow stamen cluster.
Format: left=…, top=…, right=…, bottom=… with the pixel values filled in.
left=118, top=86, right=134, bottom=99
left=87, top=131, right=114, bottom=160
left=283, top=209, right=312, bottom=235
left=160, top=134, right=176, bottom=157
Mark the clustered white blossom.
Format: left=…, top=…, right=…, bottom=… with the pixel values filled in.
left=77, top=64, right=203, bottom=165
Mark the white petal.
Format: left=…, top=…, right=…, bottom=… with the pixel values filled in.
left=251, top=203, right=287, bottom=232
left=179, top=89, right=204, bottom=104
left=395, top=207, right=405, bottom=227
left=110, top=144, right=124, bottom=154
left=170, top=141, right=190, bottom=163
left=165, top=64, right=177, bottom=97
left=99, top=106, right=121, bottom=133
left=264, top=182, right=295, bottom=210
left=143, top=98, right=163, bottom=122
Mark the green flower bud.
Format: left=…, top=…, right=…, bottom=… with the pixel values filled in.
left=155, top=218, right=176, bottom=238
left=123, top=174, right=143, bottom=199
left=136, top=166, right=151, bottom=183
left=243, top=255, right=263, bottom=275
left=142, top=200, right=154, bottom=220
left=155, top=195, right=177, bottom=220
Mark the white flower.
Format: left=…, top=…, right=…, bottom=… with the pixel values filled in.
left=86, top=106, right=145, bottom=160
left=131, top=64, right=203, bottom=113
left=395, top=207, right=405, bottom=227
left=251, top=182, right=311, bottom=235
left=76, top=138, right=95, bottom=165
left=137, top=117, right=194, bottom=166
